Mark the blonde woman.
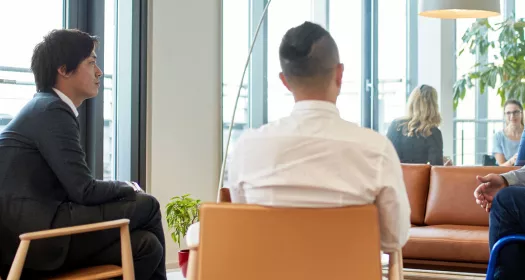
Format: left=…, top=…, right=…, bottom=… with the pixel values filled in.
left=387, top=84, right=446, bottom=165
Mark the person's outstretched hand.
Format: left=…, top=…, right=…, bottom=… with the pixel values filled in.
left=474, top=174, right=507, bottom=212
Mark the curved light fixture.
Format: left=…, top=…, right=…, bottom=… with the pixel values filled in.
left=218, top=0, right=272, bottom=196
left=419, top=0, right=500, bottom=19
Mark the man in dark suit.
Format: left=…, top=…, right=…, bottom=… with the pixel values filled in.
left=0, top=29, right=166, bottom=280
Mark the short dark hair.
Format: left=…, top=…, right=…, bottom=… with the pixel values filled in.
left=31, top=29, right=98, bottom=92
left=279, top=21, right=339, bottom=86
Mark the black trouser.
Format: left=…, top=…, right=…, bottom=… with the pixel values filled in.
left=2, top=193, right=167, bottom=280
left=489, top=186, right=525, bottom=280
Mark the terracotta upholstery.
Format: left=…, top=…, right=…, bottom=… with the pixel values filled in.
left=401, top=164, right=431, bottom=225
left=191, top=203, right=385, bottom=280
left=402, top=225, right=489, bottom=263
left=402, top=165, right=519, bottom=272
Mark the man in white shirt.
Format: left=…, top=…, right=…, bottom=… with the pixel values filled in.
left=187, top=21, right=410, bottom=253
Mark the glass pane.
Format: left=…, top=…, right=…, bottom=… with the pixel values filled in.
left=487, top=15, right=504, bottom=120
left=329, top=0, right=362, bottom=125
left=377, top=0, right=407, bottom=135
left=104, top=0, right=116, bottom=180
left=222, top=0, right=250, bottom=183
left=455, top=19, right=477, bottom=165
left=0, top=0, right=64, bottom=132
left=267, top=0, right=312, bottom=122
left=455, top=19, right=476, bottom=120
left=455, top=122, right=476, bottom=166
left=517, top=1, right=525, bottom=20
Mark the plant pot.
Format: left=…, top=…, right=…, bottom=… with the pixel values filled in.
left=179, top=249, right=190, bottom=278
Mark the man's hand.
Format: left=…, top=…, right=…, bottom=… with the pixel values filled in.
left=127, top=181, right=144, bottom=193
left=473, top=174, right=507, bottom=212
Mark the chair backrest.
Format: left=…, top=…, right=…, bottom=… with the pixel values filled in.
left=197, top=203, right=383, bottom=280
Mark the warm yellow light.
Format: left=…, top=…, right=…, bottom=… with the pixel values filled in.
left=419, top=0, right=500, bottom=19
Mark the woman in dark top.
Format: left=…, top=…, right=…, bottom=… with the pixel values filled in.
left=387, top=84, right=445, bottom=165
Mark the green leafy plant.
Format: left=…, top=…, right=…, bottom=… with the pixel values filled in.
left=165, top=194, right=201, bottom=247
left=453, top=16, right=525, bottom=109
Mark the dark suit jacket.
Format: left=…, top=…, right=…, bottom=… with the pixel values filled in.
left=386, top=118, right=444, bottom=165
left=0, top=91, right=136, bottom=271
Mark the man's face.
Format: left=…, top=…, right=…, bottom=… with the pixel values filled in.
left=68, top=51, right=102, bottom=99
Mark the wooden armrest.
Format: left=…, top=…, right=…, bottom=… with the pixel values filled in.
left=20, top=219, right=130, bottom=241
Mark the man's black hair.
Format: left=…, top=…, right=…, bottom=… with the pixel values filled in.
left=31, top=29, right=98, bottom=92
left=279, top=21, right=339, bottom=84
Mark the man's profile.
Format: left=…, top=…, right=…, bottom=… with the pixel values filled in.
left=0, top=29, right=166, bottom=280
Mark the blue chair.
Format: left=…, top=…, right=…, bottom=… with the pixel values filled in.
left=486, top=235, right=525, bottom=280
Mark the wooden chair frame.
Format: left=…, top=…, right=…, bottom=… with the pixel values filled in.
left=6, top=219, right=134, bottom=280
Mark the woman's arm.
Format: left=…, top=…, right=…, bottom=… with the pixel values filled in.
left=493, top=131, right=515, bottom=166
left=495, top=153, right=516, bottom=166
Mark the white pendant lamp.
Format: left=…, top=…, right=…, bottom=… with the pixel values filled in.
left=419, top=0, right=500, bottom=19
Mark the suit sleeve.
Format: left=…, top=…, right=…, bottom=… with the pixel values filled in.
left=33, top=102, right=135, bottom=205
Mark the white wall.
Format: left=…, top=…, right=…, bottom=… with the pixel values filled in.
left=418, top=17, right=455, bottom=158
left=147, top=0, right=221, bottom=268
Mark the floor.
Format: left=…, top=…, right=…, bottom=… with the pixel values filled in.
left=167, top=270, right=184, bottom=280
left=167, top=269, right=486, bottom=280
left=166, top=254, right=486, bottom=280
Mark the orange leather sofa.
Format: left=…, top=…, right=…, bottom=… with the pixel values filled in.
left=401, top=164, right=519, bottom=272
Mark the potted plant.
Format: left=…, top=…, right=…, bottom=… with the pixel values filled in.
left=453, top=16, right=525, bottom=109
left=166, top=194, right=201, bottom=278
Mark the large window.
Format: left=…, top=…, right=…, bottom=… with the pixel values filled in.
left=266, top=0, right=313, bottom=122
left=329, top=0, right=362, bottom=124
left=222, top=0, right=250, bottom=157
left=0, top=0, right=64, bottom=131
left=104, top=0, right=116, bottom=180
left=221, top=0, right=415, bottom=162
left=377, top=0, right=407, bottom=134
left=454, top=19, right=477, bottom=166
left=518, top=1, right=525, bottom=19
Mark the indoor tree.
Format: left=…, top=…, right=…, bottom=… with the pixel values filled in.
left=453, top=16, right=525, bottom=109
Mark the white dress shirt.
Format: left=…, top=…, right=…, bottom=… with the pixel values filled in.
left=53, top=88, right=79, bottom=117
left=187, top=100, right=411, bottom=252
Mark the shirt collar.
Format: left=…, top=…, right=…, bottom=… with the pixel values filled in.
left=52, top=88, right=79, bottom=117
left=292, top=100, right=340, bottom=116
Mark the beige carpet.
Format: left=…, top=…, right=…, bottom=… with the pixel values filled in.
left=381, top=269, right=485, bottom=280
left=169, top=269, right=485, bottom=279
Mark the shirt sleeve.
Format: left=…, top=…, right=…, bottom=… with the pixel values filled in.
left=493, top=131, right=503, bottom=156
left=227, top=133, right=247, bottom=203
left=375, top=139, right=411, bottom=252
left=501, top=167, right=525, bottom=186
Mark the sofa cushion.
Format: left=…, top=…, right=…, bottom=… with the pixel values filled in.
left=401, top=164, right=431, bottom=225
left=424, top=166, right=518, bottom=226
left=402, top=225, right=489, bottom=263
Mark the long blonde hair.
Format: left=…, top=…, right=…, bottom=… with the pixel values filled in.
left=398, top=84, right=442, bottom=137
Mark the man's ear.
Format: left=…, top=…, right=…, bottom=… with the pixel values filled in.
left=335, top=63, right=344, bottom=88
left=57, top=65, right=70, bottom=78
left=279, top=72, right=292, bottom=92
